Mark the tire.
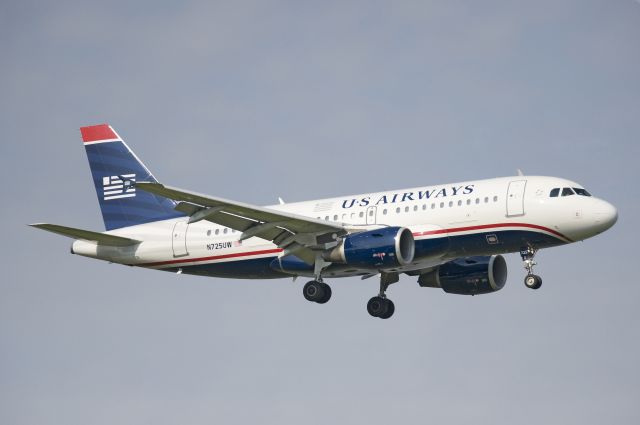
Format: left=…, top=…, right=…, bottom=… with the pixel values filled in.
left=524, top=274, right=542, bottom=290
left=316, top=283, right=332, bottom=304
left=367, top=296, right=387, bottom=318
left=380, top=299, right=395, bottom=319
left=303, top=281, right=324, bottom=302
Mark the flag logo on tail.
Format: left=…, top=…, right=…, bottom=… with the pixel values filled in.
left=103, top=174, right=136, bottom=200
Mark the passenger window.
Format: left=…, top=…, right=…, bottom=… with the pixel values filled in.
left=493, top=196, right=498, bottom=202
left=333, top=215, right=338, bottom=221
left=484, top=197, right=489, bottom=203
left=215, top=229, right=220, bottom=235
left=359, top=212, right=364, bottom=218
left=223, top=228, right=228, bottom=234
left=466, top=199, right=471, bottom=205
left=422, top=204, right=427, bottom=210
left=440, top=202, right=444, bottom=208
left=405, top=206, right=410, bottom=213
left=383, top=209, right=387, bottom=215
left=396, top=207, right=401, bottom=213
left=475, top=198, right=480, bottom=204
left=207, top=230, right=211, bottom=236
left=457, top=200, right=462, bottom=206
left=368, top=210, right=374, bottom=216
left=414, top=205, right=418, bottom=212
left=550, top=188, right=560, bottom=197
left=562, top=187, right=575, bottom=196
left=448, top=201, right=453, bottom=207
left=431, top=203, right=435, bottom=209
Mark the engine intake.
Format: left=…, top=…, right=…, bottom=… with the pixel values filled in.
left=418, top=255, right=508, bottom=295
left=324, top=227, right=415, bottom=269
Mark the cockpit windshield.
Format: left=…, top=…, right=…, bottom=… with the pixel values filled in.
left=573, top=188, right=591, bottom=197
left=550, top=187, right=592, bottom=197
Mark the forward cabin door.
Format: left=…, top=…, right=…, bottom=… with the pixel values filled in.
left=172, top=221, right=189, bottom=257
left=506, top=180, right=527, bottom=217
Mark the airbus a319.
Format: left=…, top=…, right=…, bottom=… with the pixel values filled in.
left=31, top=124, right=618, bottom=319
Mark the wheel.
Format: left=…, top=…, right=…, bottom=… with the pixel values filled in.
left=367, top=296, right=393, bottom=318
left=303, top=281, right=325, bottom=302
left=380, top=299, right=395, bottom=319
left=316, top=283, right=332, bottom=304
left=524, top=274, right=542, bottom=290
left=367, top=296, right=384, bottom=317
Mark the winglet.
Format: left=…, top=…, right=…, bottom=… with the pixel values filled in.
left=80, top=124, right=119, bottom=143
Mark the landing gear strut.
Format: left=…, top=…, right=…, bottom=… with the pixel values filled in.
left=520, top=247, right=542, bottom=290
left=367, top=272, right=398, bottom=319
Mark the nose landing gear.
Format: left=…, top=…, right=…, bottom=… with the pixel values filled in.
left=520, top=247, right=542, bottom=290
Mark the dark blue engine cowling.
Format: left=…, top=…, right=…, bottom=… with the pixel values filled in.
left=323, top=227, right=415, bottom=269
left=418, top=255, right=508, bottom=295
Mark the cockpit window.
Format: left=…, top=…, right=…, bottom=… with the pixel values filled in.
left=573, top=188, right=591, bottom=197
left=550, top=188, right=560, bottom=197
left=562, top=187, right=575, bottom=196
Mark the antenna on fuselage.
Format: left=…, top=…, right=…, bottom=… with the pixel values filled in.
left=517, top=169, right=524, bottom=176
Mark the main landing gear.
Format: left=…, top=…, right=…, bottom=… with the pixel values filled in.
left=367, top=272, right=398, bottom=319
left=303, top=280, right=332, bottom=304
left=520, top=247, right=542, bottom=290
left=303, top=255, right=333, bottom=304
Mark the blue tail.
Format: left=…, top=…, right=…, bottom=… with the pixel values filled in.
left=81, top=124, right=184, bottom=230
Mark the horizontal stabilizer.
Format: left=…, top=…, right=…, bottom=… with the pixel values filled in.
left=29, top=223, right=141, bottom=246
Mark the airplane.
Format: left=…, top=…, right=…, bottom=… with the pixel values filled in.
left=30, top=124, right=618, bottom=319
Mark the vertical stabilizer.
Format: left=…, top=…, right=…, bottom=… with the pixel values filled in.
left=81, top=124, right=184, bottom=230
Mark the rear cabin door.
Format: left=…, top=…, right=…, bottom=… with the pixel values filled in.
left=506, top=180, right=527, bottom=217
left=172, top=221, right=189, bottom=257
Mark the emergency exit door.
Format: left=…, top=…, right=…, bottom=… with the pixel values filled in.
left=506, top=180, right=527, bottom=217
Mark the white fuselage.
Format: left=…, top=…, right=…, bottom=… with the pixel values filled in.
left=71, top=175, right=617, bottom=279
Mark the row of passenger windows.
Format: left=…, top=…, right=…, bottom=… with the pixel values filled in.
left=550, top=187, right=591, bottom=198
left=207, top=228, right=236, bottom=236
left=204, top=195, right=501, bottom=235
left=317, top=196, right=499, bottom=221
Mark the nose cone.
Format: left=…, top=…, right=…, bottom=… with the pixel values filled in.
left=593, top=200, right=618, bottom=233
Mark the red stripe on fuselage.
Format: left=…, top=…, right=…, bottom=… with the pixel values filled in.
left=141, top=248, right=283, bottom=267
left=414, top=222, right=572, bottom=242
left=139, top=222, right=570, bottom=269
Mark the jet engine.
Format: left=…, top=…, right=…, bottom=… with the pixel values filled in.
left=418, top=255, right=507, bottom=295
left=323, top=227, right=415, bottom=269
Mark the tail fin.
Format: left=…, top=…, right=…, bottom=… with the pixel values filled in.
left=81, top=124, right=184, bottom=230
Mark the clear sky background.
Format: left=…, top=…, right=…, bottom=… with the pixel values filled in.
left=1, top=1, right=639, bottom=424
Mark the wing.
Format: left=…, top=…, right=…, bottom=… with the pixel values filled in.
left=30, top=223, right=141, bottom=246
left=136, top=182, right=347, bottom=264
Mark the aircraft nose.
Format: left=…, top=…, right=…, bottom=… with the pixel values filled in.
left=594, top=200, right=618, bottom=232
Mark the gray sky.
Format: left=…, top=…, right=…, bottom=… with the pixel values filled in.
left=2, top=1, right=639, bottom=424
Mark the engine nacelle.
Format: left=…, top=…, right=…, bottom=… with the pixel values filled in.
left=418, top=255, right=507, bottom=295
left=323, top=227, right=415, bottom=269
